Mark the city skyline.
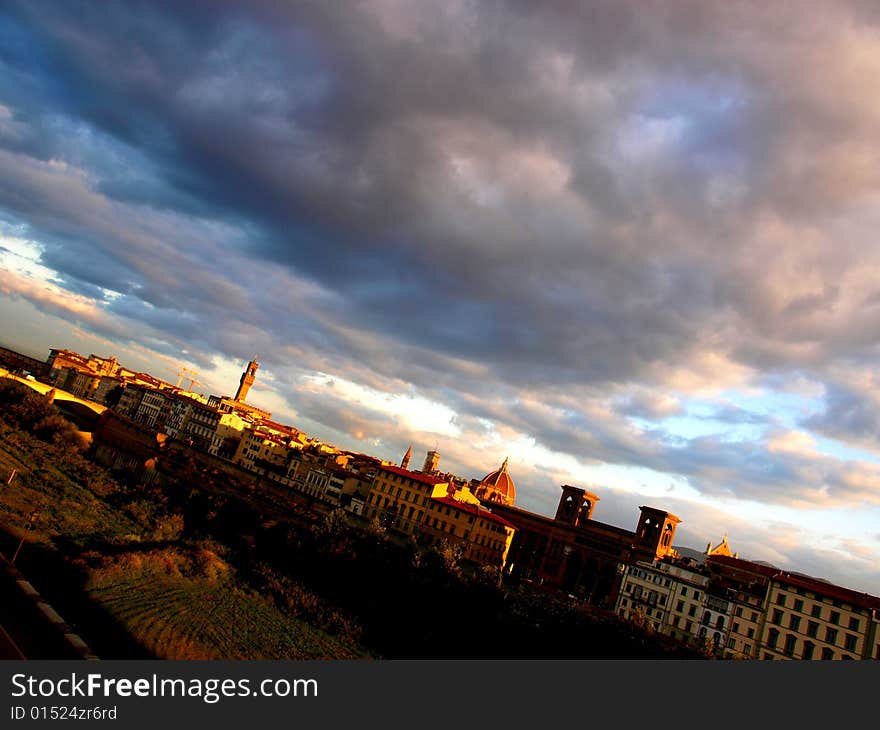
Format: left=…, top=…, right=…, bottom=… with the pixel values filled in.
left=3, top=2, right=880, bottom=596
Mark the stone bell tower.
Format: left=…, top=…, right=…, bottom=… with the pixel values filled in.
left=554, top=485, right=600, bottom=526
left=633, top=506, right=681, bottom=560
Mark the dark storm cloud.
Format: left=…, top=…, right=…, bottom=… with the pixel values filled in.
left=0, top=0, right=736, bottom=387
left=804, top=379, right=880, bottom=448
left=5, top=0, right=880, bottom=530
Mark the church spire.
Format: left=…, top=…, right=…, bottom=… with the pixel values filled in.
left=401, top=444, right=412, bottom=470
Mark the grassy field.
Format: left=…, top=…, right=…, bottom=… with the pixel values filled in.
left=0, top=411, right=372, bottom=660
left=83, top=547, right=372, bottom=660
left=0, top=422, right=141, bottom=547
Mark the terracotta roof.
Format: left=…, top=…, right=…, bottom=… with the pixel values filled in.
left=430, top=496, right=516, bottom=528
left=707, top=554, right=779, bottom=578
left=709, top=555, right=880, bottom=609
left=476, top=457, right=516, bottom=505
left=257, top=418, right=300, bottom=435
left=379, top=464, right=448, bottom=485
left=771, top=571, right=880, bottom=610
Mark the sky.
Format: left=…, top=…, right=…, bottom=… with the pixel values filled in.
left=2, top=1, right=880, bottom=596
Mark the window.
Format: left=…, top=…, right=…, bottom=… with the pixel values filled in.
left=811, top=605, right=821, bottom=618
left=849, top=617, right=860, bottom=632
left=772, top=609, right=783, bottom=625
left=682, top=587, right=688, bottom=597
left=803, top=641, right=815, bottom=660
left=677, top=601, right=684, bottom=612
left=807, top=621, right=819, bottom=639
left=733, top=622, right=740, bottom=633
left=821, top=647, right=834, bottom=660
left=694, top=591, right=701, bottom=600
left=767, top=628, right=780, bottom=649
left=747, top=627, right=755, bottom=639
left=743, top=644, right=752, bottom=657
left=777, top=593, right=786, bottom=606
left=688, top=605, right=696, bottom=617
left=844, top=634, right=858, bottom=653
left=825, top=627, right=838, bottom=645
left=830, top=611, right=840, bottom=625
left=784, top=634, right=797, bottom=655
left=736, top=607, right=743, bottom=618
left=789, top=616, right=801, bottom=632
left=793, top=599, right=803, bottom=612
left=751, top=612, right=758, bottom=622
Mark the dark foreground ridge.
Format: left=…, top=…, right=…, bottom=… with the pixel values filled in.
left=0, top=550, right=97, bottom=660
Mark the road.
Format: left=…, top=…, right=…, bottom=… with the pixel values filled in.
left=0, top=621, right=25, bottom=659
left=0, top=556, right=94, bottom=660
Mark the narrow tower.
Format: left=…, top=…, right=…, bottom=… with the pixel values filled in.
left=401, top=444, right=412, bottom=470
left=422, top=449, right=440, bottom=474
left=234, top=356, right=259, bottom=403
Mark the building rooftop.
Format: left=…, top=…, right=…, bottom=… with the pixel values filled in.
left=379, top=464, right=449, bottom=486
left=430, top=495, right=516, bottom=529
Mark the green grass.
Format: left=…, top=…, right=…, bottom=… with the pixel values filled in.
left=0, top=423, right=143, bottom=546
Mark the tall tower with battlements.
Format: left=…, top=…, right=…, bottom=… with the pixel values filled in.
left=422, top=449, right=440, bottom=474
left=234, top=357, right=259, bottom=402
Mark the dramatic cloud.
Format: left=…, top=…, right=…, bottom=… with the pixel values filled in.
left=3, top=0, right=880, bottom=593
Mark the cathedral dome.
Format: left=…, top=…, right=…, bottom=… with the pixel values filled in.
left=475, top=457, right=516, bottom=506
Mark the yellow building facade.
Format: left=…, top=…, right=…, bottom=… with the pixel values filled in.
left=365, top=465, right=448, bottom=536
left=364, top=465, right=516, bottom=569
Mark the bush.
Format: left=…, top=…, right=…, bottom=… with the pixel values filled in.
left=0, top=379, right=56, bottom=430
left=33, top=414, right=87, bottom=451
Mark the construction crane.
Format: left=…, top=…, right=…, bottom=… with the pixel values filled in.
left=175, top=366, right=200, bottom=389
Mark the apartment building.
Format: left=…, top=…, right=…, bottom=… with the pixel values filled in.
left=723, top=589, right=765, bottom=659
left=232, top=426, right=290, bottom=473
left=617, top=553, right=880, bottom=660
left=365, top=464, right=449, bottom=536
left=760, top=572, right=880, bottom=661
left=420, top=493, right=516, bottom=569
left=616, top=559, right=712, bottom=649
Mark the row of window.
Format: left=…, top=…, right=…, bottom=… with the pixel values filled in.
left=375, top=480, right=430, bottom=506
left=775, top=592, right=862, bottom=630
left=765, top=629, right=853, bottom=659
left=734, top=606, right=760, bottom=622
left=629, top=568, right=672, bottom=587
left=769, top=610, right=860, bottom=649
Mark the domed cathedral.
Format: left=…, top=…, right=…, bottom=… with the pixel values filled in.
left=473, top=457, right=517, bottom=506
